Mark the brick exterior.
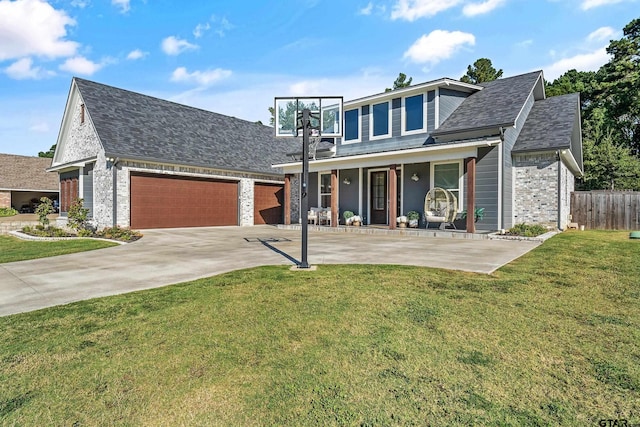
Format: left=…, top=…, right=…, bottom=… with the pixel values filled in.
left=0, top=191, right=10, bottom=209
left=514, top=152, right=565, bottom=228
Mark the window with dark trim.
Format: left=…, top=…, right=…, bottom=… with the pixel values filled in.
left=372, top=101, right=389, bottom=137
left=344, top=108, right=359, bottom=141
left=404, top=94, right=424, bottom=132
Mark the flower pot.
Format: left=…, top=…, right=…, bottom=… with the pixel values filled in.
left=398, top=222, right=407, bottom=228
left=409, top=219, right=418, bottom=228
left=353, top=221, right=361, bottom=227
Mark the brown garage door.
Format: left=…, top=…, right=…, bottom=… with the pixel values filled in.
left=254, top=183, right=284, bottom=225
left=130, top=174, right=238, bottom=229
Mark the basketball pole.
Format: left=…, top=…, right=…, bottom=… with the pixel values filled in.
left=299, top=108, right=311, bottom=268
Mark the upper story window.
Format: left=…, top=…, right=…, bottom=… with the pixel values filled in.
left=402, top=94, right=425, bottom=135
left=344, top=108, right=360, bottom=142
left=371, top=101, right=391, bottom=139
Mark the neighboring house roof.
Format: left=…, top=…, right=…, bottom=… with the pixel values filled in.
left=0, top=153, right=58, bottom=191
left=73, top=78, right=297, bottom=175
left=432, top=71, right=543, bottom=136
left=513, top=93, right=580, bottom=153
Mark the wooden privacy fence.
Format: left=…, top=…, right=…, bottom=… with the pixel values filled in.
left=571, top=191, right=640, bottom=230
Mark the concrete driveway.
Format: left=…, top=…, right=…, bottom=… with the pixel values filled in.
left=0, top=226, right=540, bottom=316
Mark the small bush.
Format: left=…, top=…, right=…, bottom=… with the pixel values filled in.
left=94, top=226, right=142, bottom=242
left=21, top=225, right=74, bottom=238
left=67, top=199, right=90, bottom=232
left=406, top=211, right=420, bottom=221
left=0, top=207, right=18, bottom=217
left=35, top=197, right=54, bottom=228
left=508, top=223, right=548, bottom=237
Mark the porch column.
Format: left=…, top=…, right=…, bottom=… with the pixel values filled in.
left=331, top=169, right=338, bottom=227
left=465, top=157, right=476, bottom=233
left=389, top=164, right=397, bottom=230
left=284, top=174, right=292, bottom=225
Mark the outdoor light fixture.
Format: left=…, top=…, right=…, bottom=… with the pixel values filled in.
left=411, top=173, right=420, bottom=182
left=343, top=178, right=351, bottom=185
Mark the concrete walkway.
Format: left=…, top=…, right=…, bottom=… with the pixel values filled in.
left=0, top=226, right=541, bottom=316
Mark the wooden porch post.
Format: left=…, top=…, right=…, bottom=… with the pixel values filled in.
left=331, top=169, right=338, bottom=227
left=284, top=174, right=292, bottom=225
left=389, top=165, right=397, bottom=229
left=465, top=157, right=476, bottom=233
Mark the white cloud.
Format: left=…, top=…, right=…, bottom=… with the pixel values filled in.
left=462, top=0, right=506, bottom=16
left=213, top=17, right=234, bottom=37
left=581, top=0, right=625, bottom=9
left=4, top=58, right=55, bottom=80
left=161, top=36, right=198, bottom=56
left=126, top=49, right=147, bottom=60
left=586, top=26, right=616, bottom=43
left=59, top=56, right=104, bottom=75
left=170, top=67, right=232, bottom=86
left=193, top=22, right=210, bottom=39
left=403, top=30, right=475, bottom=64
left=112, top=0, right=130, bottom=13
left=543, top=47, right=610, bottom=80
left=70, top=0, right=89, bottom=8
left=391, top=0, right=462, bottom=21
left=359, top=2, right=374, bottom=15
left=29, top=121, right=50, bottom=133
left=517, top=39, right=533, bottom=48
left=0, top=0, right=79, bottom=61
left=4, top=57, right=53, bottom=80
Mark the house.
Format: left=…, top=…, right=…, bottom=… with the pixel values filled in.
left=0, top=153, right=59, bottom=212
left=49, top=78, right=297, bottom=229
left=274, top=71, right=583, bottom=231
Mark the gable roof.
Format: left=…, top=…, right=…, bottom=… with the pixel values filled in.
left=0, top=153, right=58, bottom=192
left=512, top=93, right=580, bottom=153
left=432, top=71, right=543, bottom=137
left=73, top=78, right=297, bottom=176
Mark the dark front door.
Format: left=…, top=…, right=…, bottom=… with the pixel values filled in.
left=370, top=171, right=387, bottom=224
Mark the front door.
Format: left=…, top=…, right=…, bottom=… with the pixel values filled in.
left=370, top=171, right=387, bottom=224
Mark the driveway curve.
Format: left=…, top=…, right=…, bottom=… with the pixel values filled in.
left=0, top=226, right=540, bottom=316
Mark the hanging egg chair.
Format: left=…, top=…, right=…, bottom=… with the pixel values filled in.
left=424, top=187, right=458, bottom=229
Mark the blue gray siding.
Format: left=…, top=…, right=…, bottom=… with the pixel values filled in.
left=427, top=91, right=436, bottom=131
left=392, top=98, right=401, bottom=138
left=402, top=163, right=430, bottom=227
left=438, top=89, right=468, bottom=126
left=502, top=92, right=535, bottom=229
left=82, top=163, right=94, bottom=218
left=339, top=169, right=359, bottom=223
left=361, top=105, right=370, bottom=143
left=475, top=146, right=500, bottom=231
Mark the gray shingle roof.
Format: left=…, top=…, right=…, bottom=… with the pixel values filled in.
left=0, top=153, right=58, bottom=191
left=513, top=93, right=580, bottom=153
left=74, top=78, right=298, bottom=175
left=432, top=71, right=542, bottom=136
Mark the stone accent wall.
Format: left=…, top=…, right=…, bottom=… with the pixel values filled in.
left=290, top=174, right=301, bottom=223
left=559, top=160, right=574, bottom=229
left=57, top=97, right=102, bottom=165
left=0, top=191, right=10, bottom=208
left=239, top=178, right=254, bottom=226
left=92, top=152, right=114, bottom=228
left=513, top=152, right=559, bottom=228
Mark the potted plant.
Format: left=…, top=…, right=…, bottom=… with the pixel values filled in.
left=351, top=215, right=362, bottom=226
left=396, top=215, right=408, bottom=228
left=343, top=210, right=354, bottom=225
left=407, top=211, right=420, bottom=228
left=461, top=207, right=485, bottom=223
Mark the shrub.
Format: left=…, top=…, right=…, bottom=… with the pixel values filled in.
left=94, top=226, right=142, bottom=242
left=35, top=197, right=55, bottom=228
left=0, top=207, right=18, bottom=217
left=406, top=211, right=420, bottom=221
left=343, top=211, right=354, bottom=220
left=508, top=223, right=548, bottom=237
left=21, top=225, right=74, bottom=238
left=67, top=198, right=90, bottom=232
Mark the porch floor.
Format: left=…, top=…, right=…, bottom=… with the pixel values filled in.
left=277, top=224, right=495, bottom=240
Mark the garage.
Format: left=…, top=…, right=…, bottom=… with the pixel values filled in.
left=254, top=183, right=284, bottom=225
left=130, top=173, right=238, bottom=229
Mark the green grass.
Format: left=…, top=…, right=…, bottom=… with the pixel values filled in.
left=1, top=231, right=638, bottom=425
left=0, top=235, right=118, bottom=263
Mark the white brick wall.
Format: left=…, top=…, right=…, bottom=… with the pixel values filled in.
left=513, top=152, right=559, bottom=228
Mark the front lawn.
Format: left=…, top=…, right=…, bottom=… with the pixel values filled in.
left=0, top=231, right=638, bottom=425
left=0, top=235, right=118, bottom=264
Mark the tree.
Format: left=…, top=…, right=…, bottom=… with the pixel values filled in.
left=545, top=69, right=598, bottom=113
left=38, top=144, right=56, bottom=158
left=460, top=58, right=503, bottom=84
left=385, top=73, right=413, bottom=92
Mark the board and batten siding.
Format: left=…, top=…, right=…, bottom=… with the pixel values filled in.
left=502, top=92, right=535, bottom=229
left=427, top=90, right=436, bottom=131
left=474, top=146, right=500, bottom=231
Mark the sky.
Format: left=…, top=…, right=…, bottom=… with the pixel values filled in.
left=0, top=0, right=638, bottom=157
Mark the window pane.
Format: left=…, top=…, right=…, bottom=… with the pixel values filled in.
left=405, top=94, right=423, bottom=131
left=434, top=163, right=459, bottom=190
left=344, top=109, right=359, bottom=141
left=321, top=195, right=331, bottom=208
left=320, top=174, right=331, bottom=193
left=372, top=102, right=389, bottom=136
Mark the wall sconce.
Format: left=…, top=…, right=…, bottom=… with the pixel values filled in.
left=343, top=177, right=351, bottom=185
left=411, top=173, right=420, bottom=182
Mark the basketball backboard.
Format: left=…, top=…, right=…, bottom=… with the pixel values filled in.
left=274, top=97, right=343, bottom=138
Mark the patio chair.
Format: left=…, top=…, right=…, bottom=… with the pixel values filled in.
left=424, top=187, right=458, bottom=230
left=318, top=208, right=332, bottom=226
left=308, top=208, right=319, bottom=225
